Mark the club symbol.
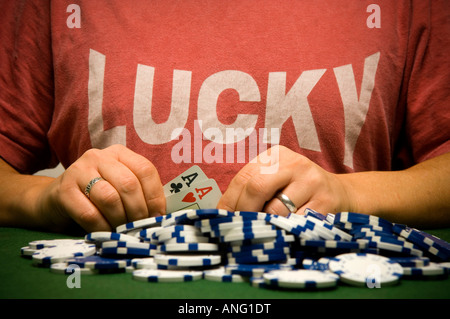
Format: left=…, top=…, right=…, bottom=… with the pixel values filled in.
left=170, top=182, right=183, bottom=193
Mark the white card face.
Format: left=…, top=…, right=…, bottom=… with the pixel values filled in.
left=165, top=178, right=222, bottom=213
left=163, top=165, right=208, bottom=197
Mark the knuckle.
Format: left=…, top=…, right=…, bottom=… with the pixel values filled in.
left=97, top=184, right=122, bottom=207
left=77, top=207, right=101, bottom=229
left=246, top=175, right=269, bottom=197
left=117, top=175, right=140, bottom=194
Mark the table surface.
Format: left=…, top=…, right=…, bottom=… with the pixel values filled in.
left=1, top=226, right=450, bottom=300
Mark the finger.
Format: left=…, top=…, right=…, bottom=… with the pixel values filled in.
left=97, top=159, right=148, bottom=223
left=234, top=169, right=292, bottom=212
left=109, top=145, right=166, bottom=217
left=60, top=179, right=112, bottom=232
left=217, top=163, right=261, bottom=212
left=86, top=177, right=128, bottom=229
left=263, top=181, right=311, bottom=217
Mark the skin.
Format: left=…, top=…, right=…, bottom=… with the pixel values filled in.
left=0, top=144, right=449, bottom=233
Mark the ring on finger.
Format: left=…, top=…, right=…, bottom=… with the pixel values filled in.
left=84, top=177, right=106, bottom=199
left=275, top=192, right=297, bottom=214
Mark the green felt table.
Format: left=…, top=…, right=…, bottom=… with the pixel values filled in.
left=1, top=226, right=450, bottom=304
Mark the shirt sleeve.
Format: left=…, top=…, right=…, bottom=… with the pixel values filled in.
left=394, top=0, right=450, bottom=169
left=0, top=0, right=57, bottom=174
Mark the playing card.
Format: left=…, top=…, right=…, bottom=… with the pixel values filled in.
left=163, top=165, right=208, bottom=197
left=165, top=178, right=222, bottom=213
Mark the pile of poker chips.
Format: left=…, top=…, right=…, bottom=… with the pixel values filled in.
left=21, top=209, right=450, bottom=289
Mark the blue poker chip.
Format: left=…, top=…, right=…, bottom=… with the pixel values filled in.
left=203, top=268, right=246, bottom=283
left=101, top=246, right=156, bottom=257
left=348, top=224, right=394, bottom=234
left=303, top=208, right=327, bottom=221
left=300, top=239, right=368, bottom=250
left=393, top=225, right=450, bottom=261
left=116, top=215, right=164, bottom=233
left=67, top=255, right=131, bottom=269
left=402, top=262, right=447, bottom=277
left=154, top=254, right=222, bottom=267
left=263, top=269, right=339, bottom=289
left=132, top=269, right=203, bottom=282
left=389, top=257, right=430, bottom=267
left=334, top=212, right=393, bottom=231
left=85, top=231, right=141, bottom=244
left=158, top=242, right=219, bottom=253
left=351, top=231, right=401, bottom=241
left=171, top=209, right=234, bottom=225
left=225, top=263, right=293, bottom=277
left=227, top=240, right=290, bottom=253
left=227, top=252, right=288, bottom=264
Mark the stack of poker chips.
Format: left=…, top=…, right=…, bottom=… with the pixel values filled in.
left=21, top=209, right=450, bottom=289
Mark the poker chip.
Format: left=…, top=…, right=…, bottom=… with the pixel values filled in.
left=50, top=263, right=99, bottom=275
left=154, top=254, right=222, bottom=267
left=67, top=255, right=131, bottom=269
left=132, top=269, right=203, bottom=282
left=101, top=246, right=156, bottom=257
left=116, top=215, right=164, bottom=233
left=131, top=258, right=158, bottom=269
left=228, top=253, right=288, bottom=265
left=21, top=246, right=38, bottom=257
left=402, top=262, right=447, bottom=277
left=389, top=257, right=430, bottom=268
left=328, top=253, right=403, bottom=287
left=29, top=239, right=86, bottom=250
left=20, top=207, right=450, bottom=292
left=169, top=209, right=233, bottom=225
left=85, top=231, right=141, bottom=244
left=225, top=264, right=293, bottom=277
left=203, top=267, right=246, bottom=283
left=263, top=269, right=339, bottom=289
left=304, top=208, right=327, bottom=221
left=157, top=242, right=219, bottom=253
left=438, top=262, right=450, bottom=272
left=32, top=242, right=97, bottom=266
left=221, top=228, right=280, bottom=242
left=393, top=225, right=450, bottom=261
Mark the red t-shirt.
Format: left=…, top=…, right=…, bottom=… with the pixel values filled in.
left=1, top=0, right=449, bottom=192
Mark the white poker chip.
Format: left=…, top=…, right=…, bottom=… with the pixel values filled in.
left=157, top=242, right=219, bottom=253
left=116, top=215, right=163, bottom=233
left=438, top=262, right=450, bottom=271
left=28, top=239, right=86, bottom=250
left=85, top=231, right=140, bottom=244
left=132, top=269, right=203, bottom=282
left=154, top=225, right=200, bottom=237
left=402, top=262, right=447, bottom=277
left=32, top=243, right=97, bottom=266
left=131, top=258, right=158, bottom=269
left=101, top=240, right=154, bottom=250
left=222, top=229, right=279, bottom=242
left=154, top=254, right=222, bottom=267
left=21, top=246, right=38, bottom=257
left=158, top=233, right=211, bottom=244
left=263, top=269, right=339, bottom=289
left=50, top=263, right=99, bottom=275
left=203, top=267, right=246, bottom=283
left=328, top=253, right=403, bottom=287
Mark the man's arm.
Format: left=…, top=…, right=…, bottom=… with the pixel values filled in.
left=218, top=146, right=450, bottom=229
left=340, top=152, right=450, bottom=228
left=0, top=145, right=166, bottom=233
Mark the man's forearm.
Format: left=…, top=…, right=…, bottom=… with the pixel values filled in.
left=340, top=152, right=450, bottom=228
left=0, top=158, right=56, bottom=229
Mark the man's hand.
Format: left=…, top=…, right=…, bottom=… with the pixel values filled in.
left=217, top=145, right=352, bottom=217
left=0, top=145, right=166, bottom=233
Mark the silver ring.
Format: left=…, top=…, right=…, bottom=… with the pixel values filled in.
left=275, top=192, right=297, bottom=214
left=84, top=177, right=105, bottom=199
